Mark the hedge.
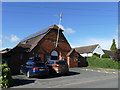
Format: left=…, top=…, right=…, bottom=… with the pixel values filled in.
left=86, top=56, right=120, bottom=69
left=93, top=53, right=100, bottom=58
left=0, top=60, right=13, bottom=88
left=101, top=53, right=110, bottom=58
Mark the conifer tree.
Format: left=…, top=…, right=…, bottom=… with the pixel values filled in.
left=110, top=39, right=117, bottom=51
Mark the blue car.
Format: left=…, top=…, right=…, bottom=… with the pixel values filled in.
left=20, top=61, right=49, bottom=78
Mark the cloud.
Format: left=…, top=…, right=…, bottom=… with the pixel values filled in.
left=58, top=25, right=75, bottom=34
left=86, top=38, right=113, bottom=50
left=10, top=35, right=20, bottom=43
left=4, top=34, right=20, bottom=43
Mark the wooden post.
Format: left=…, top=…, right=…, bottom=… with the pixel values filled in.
left=67, top=56, right=70, bottom=67
left=59, top=52, right=61, bottom=60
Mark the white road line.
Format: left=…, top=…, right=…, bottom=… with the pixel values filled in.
left=81, top=69, right=118, bottom=74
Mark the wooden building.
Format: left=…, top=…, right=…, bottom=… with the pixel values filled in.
left=7, top=25, right=83, bottom=73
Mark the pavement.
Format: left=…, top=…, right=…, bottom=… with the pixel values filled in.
left=11, top=67, right=119, bottom=88
left=79, top=67, right=119, bottom=74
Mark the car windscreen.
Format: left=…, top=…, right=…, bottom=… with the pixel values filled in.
left=47, top=61, right=54, bottom=64
left=34, top=63, right=45, bottom=67
left=56, top=61, right=68, bottom=65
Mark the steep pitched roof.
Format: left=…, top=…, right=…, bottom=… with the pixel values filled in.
left=103, top=50, right=116, bottom=58
left=67, top=48, right=75, bottom=56
left=12, top=24, right=63, bottom=52
left=0, top=48, right=11, bottom=54
left=74, top=44, right=99, bottom=54
left=66, top=48, right=81, bottom=57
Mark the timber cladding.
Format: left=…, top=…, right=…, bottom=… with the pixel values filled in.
left=6, top=25, right=83, bottom=73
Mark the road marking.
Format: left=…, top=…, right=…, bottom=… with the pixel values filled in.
left=80, top=69, right=118, bottom=74
left=47, top=76, right=118, bottom=88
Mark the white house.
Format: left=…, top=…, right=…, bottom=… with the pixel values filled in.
left=74, top=44, right=104, bottom=57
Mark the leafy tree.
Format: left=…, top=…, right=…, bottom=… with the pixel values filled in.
left=93, top=53, right=100, bottom=58
left=1, top=59, right=13, bottom=88
left=101, top=54, right=110, bottom=58
left=110, top=39, right=117, bottom=51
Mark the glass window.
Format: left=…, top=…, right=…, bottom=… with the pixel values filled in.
left=35, top=53, right=39, bottom=57
left=47, top=61, right=54, bottom=64
left=47, top=56, right=51, bottom=61
left=61, top=57, right=65, bottom=60
left=56, top=61, right=68, bottom=65
left=73, top=57, right=75, bottom=62
left=25, top=64, right=33, bottom=66
left=52, top=40, right=56, bottom=43
left=20, top=53, right=23, bottom=60
left=34, top=63, right=45, bottom=67
left=76, top=59, right=78, bottom=61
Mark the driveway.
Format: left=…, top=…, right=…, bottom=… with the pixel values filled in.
left=11, top=67, right=118, bottom=88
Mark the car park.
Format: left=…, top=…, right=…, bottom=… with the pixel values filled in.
left=46, top=60, right=69, bottom=75
left=20, top=61, right=49, bottom=78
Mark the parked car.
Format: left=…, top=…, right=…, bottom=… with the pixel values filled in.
left=46, top=60, right=69, bottom=75
left=29, top=57, right=41, bottom=61
left=20, top=61, right=49, bottom=78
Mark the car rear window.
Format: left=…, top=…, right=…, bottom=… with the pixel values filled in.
left=34, top=63, right=45, bottom=67
left=47, top=61, right=54, bottom=64
left=56, top=61, right=68, bottom=65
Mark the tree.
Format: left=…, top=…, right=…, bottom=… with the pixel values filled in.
left=101, top=54, right=110, bottom=58
left=110, top=39, right=117, bottom=51
left=93, top=53, right=100, bottom=58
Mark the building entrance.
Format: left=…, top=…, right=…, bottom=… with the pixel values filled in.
left=51, top=50, right=58, bottom=60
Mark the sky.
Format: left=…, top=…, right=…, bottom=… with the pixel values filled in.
left=1, top=2, right=118, bottom=50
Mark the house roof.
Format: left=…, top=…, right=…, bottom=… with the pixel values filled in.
left=66, top=48, right=82, bottom=57
left=103, top=50, right=116, bottom=58
left=74, top=44, right=99, bottom=54
left=12, top=24, right=63, bottom=52
left=66, top=48, right=75, bottom=56
left=0, top=48, right=11, bottom=54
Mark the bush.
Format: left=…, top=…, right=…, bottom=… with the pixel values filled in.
left=93, top=53, right=100, bottom=58
left=0, top=59, right=13, bottom=88
left=86, top=56, right=120, bottom=69
left=101, top=54, right=110, bottom=58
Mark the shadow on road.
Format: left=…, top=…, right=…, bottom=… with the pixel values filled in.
left=35, top=71, right=80, bottom=79
left=65, top=71, right=80, bottom=76
left=11, top=79, right=35, bottom=87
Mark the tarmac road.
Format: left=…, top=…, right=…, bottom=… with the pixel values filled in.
left=11, top=67, right=119, bottom=88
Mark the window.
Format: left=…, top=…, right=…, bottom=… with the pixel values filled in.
left=52, top=40, right=61, bottom=44
left=47, top=61, right=54, bottom=64
left=56, top=61, right=68, bottom=65
left=73, top=57, right=75, bottom=62
left=26, top=64, right=32, bottom=67
left=76, top=59, right=78, bottom=61
left=47, top=56, right=51, bottom=61
left=58, top=41, right=61, bottom=44
left=35, top=53, right=39, bottom=57
left=20, top=53, right=23, bottom=60
left=51, top=50, right=58, bottom=60
left=34, top=63, right=45, bottom=67
left=61, top=57, right=65, bottom=60
left=52, top=40, right=56, bottom=43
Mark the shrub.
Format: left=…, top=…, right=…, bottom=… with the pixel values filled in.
left=1, top=59, right=13, bottom=88
left=93, top=53, right=100, bottom=58
left=86, top=56, right=120, bottom=69
left=101, top=54, right=110, bottom=58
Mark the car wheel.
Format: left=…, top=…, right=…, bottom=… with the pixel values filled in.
left=27, top=71, right=31, bottom=78
left=20, top=69, right=23, bottom=75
